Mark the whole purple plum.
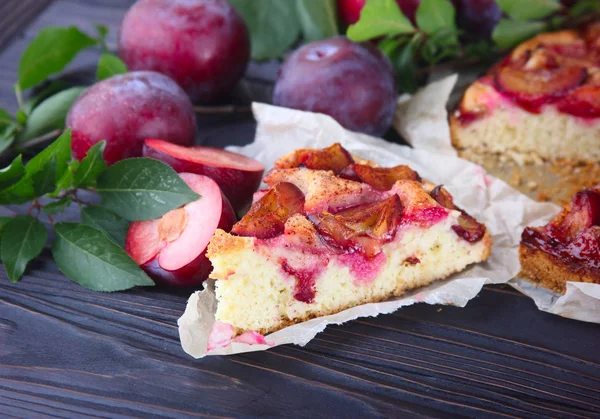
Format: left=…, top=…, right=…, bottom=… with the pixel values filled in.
left=452, top=0, right=502, bottom=39
left=67, top=71, right=196, bottom=165
left=272, top=36, right=397, bottom=137
left=119, top=0, right=250, bottom=103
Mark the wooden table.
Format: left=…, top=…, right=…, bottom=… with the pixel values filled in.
left=1, top=1, right=599, bottom=417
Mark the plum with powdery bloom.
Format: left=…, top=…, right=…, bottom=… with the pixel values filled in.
left=273, top=37, right=397, bottom=137
left=119, top=0, right=250, bottom=103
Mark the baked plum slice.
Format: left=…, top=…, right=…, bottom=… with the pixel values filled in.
left=126, top=173, right=235, bottom=287
left=143, top=138, right=264, bottom=214
left=430, top=185, right=485, bottom=243
left=557, top=85, right=600, bottom=118
left=310, top=195, right=403, bottom=257
left=341, top=164, right=420, bottom=189
left=231, top=182, right=305, bottom=239
left=495, top=65, right=587, bottom=109
left=277, top=143, right=354, bottom=175
left=551, top=189, right=600, bottom=242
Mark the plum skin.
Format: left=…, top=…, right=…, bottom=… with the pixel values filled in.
left=119, top=0, right=250, bottom=103
left=67, top=71, right=197, bottom=165
left=129, top=187, right=236, bottom=287
left=142, top=140, right=264, bottom=215
left=273, top=36, right=397, bottom=137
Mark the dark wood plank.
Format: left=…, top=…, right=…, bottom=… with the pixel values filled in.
left=1, top=1, right=600, bottom=418
left=0, top=0, right=53, bottom=51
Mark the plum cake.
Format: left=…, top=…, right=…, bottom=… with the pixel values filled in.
left=205, top=143, right=492, bottom=343
left=520, top=186, right=600, bottom=293
left=451, top=23, right=600, bottom=164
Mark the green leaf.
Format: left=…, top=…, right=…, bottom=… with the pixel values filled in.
left=95, top=24, right=109, bottom=41
left=0, top=178, right=35, bottom=205
left=229, top=0, right=300, bottom=60
left=295, top=0, right=339, bottom=42
left=0, top=130, right=73, bottom=204
left=496, top=0, right=560, bottom=21
left=378, top=37, right=408, bottom=60
left=0, top=216, right=11, bottom=236
left=396, top=34, right=422, bottom=94
left=50, top=160, right=79, bottom=197
left=22, top=80, right=70, bottom=115
left=52, top=223, right=154, bottom=292
left=81, top=206, right=129, bottom=247
left=96, top=54, right=128, bottom=81
left=18, top=87, right=85, bottom=143
left=492, top=19, right=547, bottom=49
left=31, top=155, right=57, bottom=196
left=24, top=129, right=71, bottom=180
left=73, top=140, right=106, bottom=187
left=347, top=0, right=415, bottom=42
left=16, top=110, right=28, bottom=125
left=18, top=26, right=97, bottom=90
left=421, top=28, right=460, bottom=65
left=0, top=155, right=25, bottom=190
left=570, top=0, right=600, bottom=17
left=0, top=108, right=12, bottom=128
left=0, top=124, right=17, bottom=156
left=1, top=215, right=47, bottom=283
left=415, top=0, right=456, bottom=35
left=43, top=196, right=73, bottom=215
left=96, top=158, right=200, bottom=221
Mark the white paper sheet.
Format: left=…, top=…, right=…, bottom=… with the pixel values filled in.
left=394, top=74, right=600, bottom=324
left=178, top=80, right=565, bottom=357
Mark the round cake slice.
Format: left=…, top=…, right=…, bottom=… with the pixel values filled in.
left=205, top=143, right=492, bottom=348
left=450, top=23, right=600, bottom=204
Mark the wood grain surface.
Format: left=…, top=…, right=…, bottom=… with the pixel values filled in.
left=1, top=1, right=600, bottom=418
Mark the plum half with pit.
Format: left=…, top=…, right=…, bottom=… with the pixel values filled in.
left=273, top=36, right=396, bottom=137
left=119, top=0, right=250, bottom=103
left=143, top=138, right=264, bottom=214
left=126, top=173, right=236, bottom=287
left=67, top=71, right=196, bottom=165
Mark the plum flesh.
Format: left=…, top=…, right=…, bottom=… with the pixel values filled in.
left=126, top=173, right=236, bottom=287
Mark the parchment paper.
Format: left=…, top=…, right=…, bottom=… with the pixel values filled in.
left=178, top=80, right=565, bottom=356
left=394, top=75, right=600, bottom=324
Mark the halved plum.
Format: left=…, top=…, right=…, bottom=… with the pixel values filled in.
left=310, top=195, right=403, bottom=257
left=495, top=65, right=587, bottom=110
left=143, top=138, right=265, bottom=214
left=125, top=173, right=236, bottom=287
left=341, top=164, right=420, bottom=190
left=276, top=143, right=354, bottom=174
left=231, top=182, right=305, bottom=239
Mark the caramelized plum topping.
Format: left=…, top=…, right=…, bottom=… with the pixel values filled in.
left=429, top=185, right=455, bottom=209
left=565, top=227, right=600, bottom=265
left=278, top=143, right=354, bottom=174
left=232, top=182, right=305, bottom=239
left=304, top=143, right=354, bottom=174
left=557, top=85, right=600, bottom=118
left=348, top=164, right=420, bottom=190
left=495, top=65, right=587, bottom=109
left=311, top=195, right=403, bottom=257
left=452, top=213, right=486, bottom=243
left=429, top=185, right=486, bottom=243
left=551, top=189, right=600, bottom=242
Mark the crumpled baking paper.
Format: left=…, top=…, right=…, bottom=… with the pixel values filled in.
left=178, top=83, right=564, bottom=358
left=394, top=75, right=600, bottom=324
